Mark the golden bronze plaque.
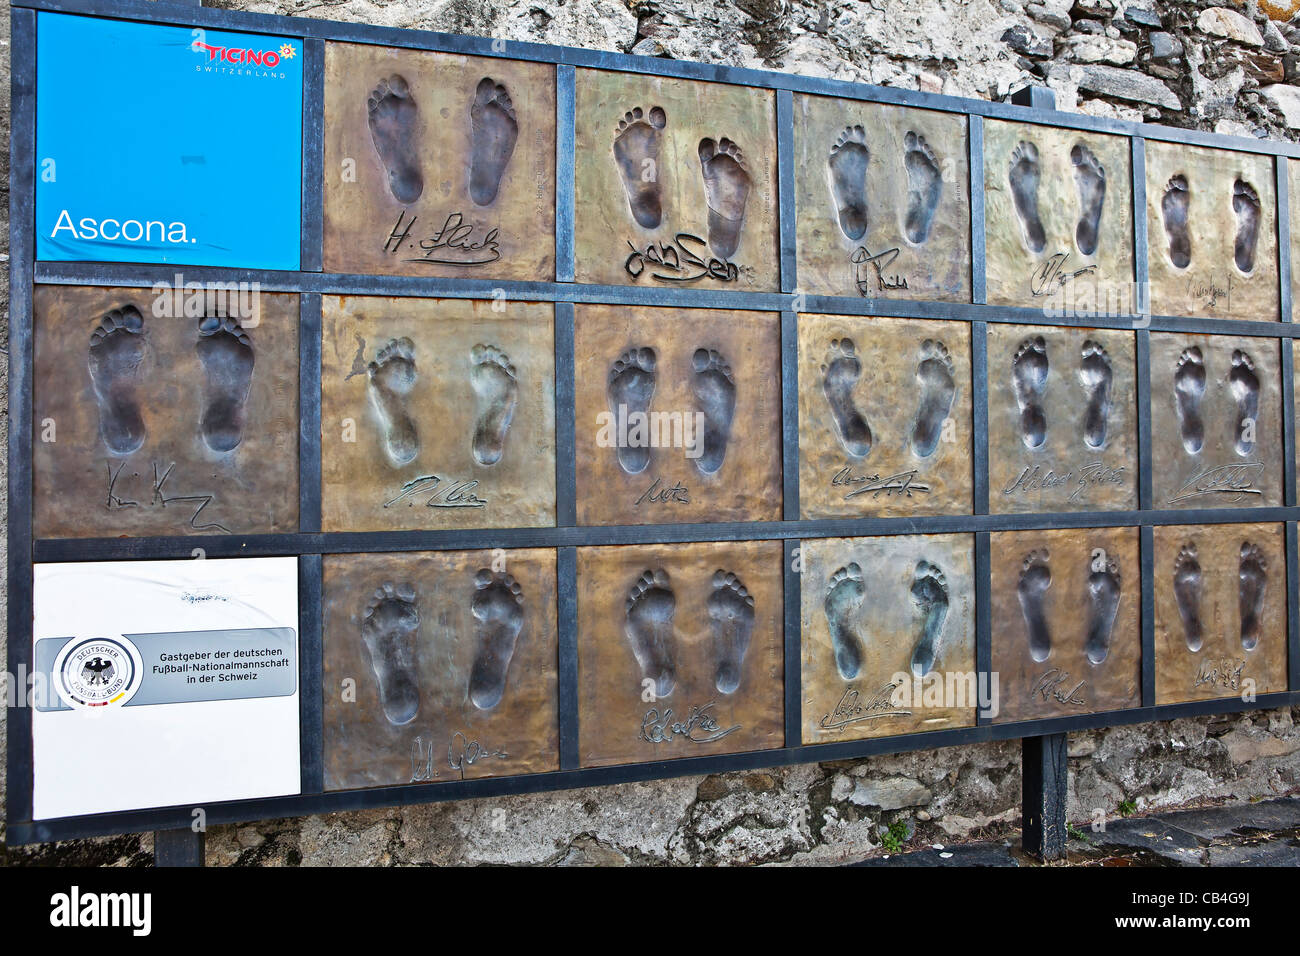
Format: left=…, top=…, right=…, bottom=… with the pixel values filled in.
left=800, top=533, right=976, bottom=744
left=33, top=285, right=299, bottom=538
left=989, top=527, right=1141, bottom=723
left=573, top=69, right=780, bottom=292
left=573, top=304, right=782, bottom=525
left=322, top=548, right=559, bottom=790
left=576, top=540, right=784, bottom=767
left=1291, top=159, right=1300, bottom=313
left=1145, top=141, right=1278, bottom=321
left=320, top=295, right=556, bottom=532
left=1149, top=332, right=1282, bottom=510
left=792, top=95, right=970, bottom=302
left=322, top=42, right=556, bottom=281
left=987, top=324, right=1138, bottom=513
left=984, top=121, right=1134, bottom=312
left=1153, top=522, right=1288, bottom=705
left=797, top=314, right=972, bottom=518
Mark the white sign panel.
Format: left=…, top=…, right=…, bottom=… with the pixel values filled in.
left=32, top=557, right=300, bottom=819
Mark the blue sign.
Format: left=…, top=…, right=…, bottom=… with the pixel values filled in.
left=36, top=13, right=303, bottom=270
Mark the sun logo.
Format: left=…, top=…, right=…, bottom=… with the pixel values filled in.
left=279, top=44, right=297, bottom=59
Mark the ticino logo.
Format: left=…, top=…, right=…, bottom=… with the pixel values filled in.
left=193, top=40, right=297, bottom=68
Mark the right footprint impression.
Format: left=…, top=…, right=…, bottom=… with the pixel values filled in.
left=824, top=563, right=866, bottom=681
left=1238, top=542, right=1267, bottom=652
left=367, top=74, right=424, bottom=206
left=625, top=569, right=677, bottom=698
left=1173, top=544, right=1204, bottom=653
left=903, top=131, right=942, bottom=245
left=1228, top=349, right=1259, bottom=458
left=698, top=136, right=752, bottom=260
left=196, top=315, right=255, bottom=454
left=607, top=347, right=657, bottom=475
left=1017, top=550, right=1053, bottom=664
left=1085, top=555, right=1121, bottom=665
left=469, top=344, right=518, bottom=467
left=909, top=560, right=949, bottom=679
left=368, top=337, right=420, bottom=468
left=1071, top=143, right=1106, bottom=257
left=88, top=305, right=148, bottom=456
left=912, top=339, right=956, bottom=459
left=1011, top=336, right=1048, bottom=450
left=821, top=338, right=873, bottom=458
left=613, top=106, right=667, bottom=230
left=1232, top=178, right=1261, bottom=274
left=1077, top=340, right=1112, bottom=450
left=361, top=582, right=421, bottom=726
left=708, top=570, right=755, bottom=695
left=468, top=77, right=519, bottom=207
left=468, top=569, right=525, bottom=710
left=691, top=348, right=736, bottom=476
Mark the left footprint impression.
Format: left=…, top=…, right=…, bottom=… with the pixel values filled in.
left=607, top=347, right=657, bottom=475
left=367, top=75, right=424, bottom=206
left=362, top=582, right=422, bottom=726
left=196, top=315, right=255, bottom=453
left=88, top=305, right=148, bottom=456
left=468, top=569, right=526, bottom=710
left=368, top=337, right=420, bottom=467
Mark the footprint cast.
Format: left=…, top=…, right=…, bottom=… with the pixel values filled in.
left=821, top=338, right=873, bottom=458
left=708, top=570, right=755, bottom=695
left=1173, top=346, right=1206, bottom=456
left=1077, top=340, right=1112, bottom=450
left=1173, top=544, right=1204, bottom=653
left=903, top=131, right=942, bottom=245
left=468, top=77, right=519, bottom=207
left=468, top=569, right=526, bottom=710
left=1161, top=174, right=1191, bottom=269
left=827, top=125, right=869, bottom=242
left=908, top=560, right=949, bottom=679
left=88, top=305, right=148, bottom=456
left=368, top=337, right=420, bottom=467
left=367, top=75, right=424, bottom=205
left=912, top=339, right=956, bottom=459
left=607, top=347, right=657, bottom=475
left=1228, top=349, right=1259, bottom=458
left=1008, top=141, right=1047, bottom=255
left=196, top=315, right=255, bottom=454
left=691, top=348, right=736, bottom=476
left=698, top=136, right=752, bottom=260
left=625, top=569, right=678, bottom=698
left=824, top=563, right=867, bottom=681
left=613, top=106, right=667, bottom=229
left=1011, top=336, right=1049, bottom=450
left=1084, top=556, right=1121, bottom=665
left=1070, top=143, right=1106, bottom=258
left=470, top=344, right=518, bottom=467
left=1232, top=179, right=1261, bottom=274
left=1238, top=543, right=1267, bottom=652
left=1017, top=550, right=1053, bottom=664
left=361, top=582, right=421, bottom=726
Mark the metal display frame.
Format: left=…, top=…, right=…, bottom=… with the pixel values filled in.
left=6, top=0, right=1300, bottom=846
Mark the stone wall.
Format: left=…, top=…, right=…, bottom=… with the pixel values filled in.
left=2, top=0, right=1299, bottom=866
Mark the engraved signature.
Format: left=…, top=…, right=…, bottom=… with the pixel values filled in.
left=410, top=732, right=508, bottom=782
left=1002, top=461, right=1126, bottom=503
left=625, top=233, right=739, bottom=283
left=833, top=467, right=930, bottom=499
left=639, top=701, right=740, bottom=744
left=1187, top=274, right=1232, bottom=311
left=384, top=211, right=501, bottom=266
left=852, top=244, right=908, bottom=295
left=819, top=682, right=910, bottom=731
left=635, top=476, right=690, bottom=506
left=1193, top=657, right=1246, bottom=690
left=1030, top=251, right=1097, bottom=298
left=105, top=460, right=231, bottom=533
left=383, top=474, right=488, bottom=509
left=1169, top=462, right=1264, bottom=504
left=1029, top=668, right=1087, bottom=707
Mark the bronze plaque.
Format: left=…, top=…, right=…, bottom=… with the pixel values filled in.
left=1149, top=332, right=1282, bottom=510
left=792, top=95, right=970, bottom=302
left=322, top=548, right=558, bottom=789
left=573, top=69, right=780, bottom=292
left=1153, top=522, right=1288, bottom=705
left=989, top=527, right=1141, bottom=723
left=984, top=121, right=1134, bottom=312
left=576, top=540, right=784, bottom=767
left=797, top=315, right=972, bottom=518
left=32, top=285, right=299, bottom=538
left=800, top=533, right=976, bottom=744
left=320, top=295, right=556, bottom=531
left=322, top=42, right=556, bottom=281
left=573, top=305, right=782, bottom=525
left=1145, top=141, right=1278, bottom=321
left=987, top=324, right=1138, bottom=513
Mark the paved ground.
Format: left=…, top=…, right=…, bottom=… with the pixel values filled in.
left=856, top=797, right=1300, bottom=866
